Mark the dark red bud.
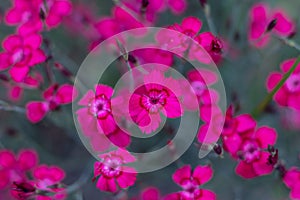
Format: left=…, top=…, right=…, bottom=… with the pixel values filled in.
left=199, top=0, right=207, bottom=8
left=213, top=144, right=223, bottom=155
left=266, top=19, right=277, bottom=32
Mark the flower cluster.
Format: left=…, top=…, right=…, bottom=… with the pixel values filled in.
left=221, top=106, right=278, bottom=179
left=249, top=2, right=295, bottom=48
left=0, top=149, right=66, bottom=200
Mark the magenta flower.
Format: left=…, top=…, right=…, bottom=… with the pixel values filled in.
left=5, top=0, right=43, bottom=34
left=129, top=70, right=182, bottom=134
left=221, top=108, right=278, bottom=179
left=195, top=32, right=223, bottom=64
left=33, top=165, right=66, bottom=200
left=156, top=17, right=202, bottom=55
left=95, top=6, right=144, bottom=41
left=283, top=167, right=300, bottom=200
left=165, top=165, right=216, bottom=200
left=0, top=34, right=46, bottom=82
left=77, top=84, right=117, bottom=134
left=5, top=0, right=72, bottom=33
left=26, top=84, right=77, bottom=123
left=93, top=149, right=137, bottom=193
left=76, top=84, right=131, bottom=150
left=248, top=3, right=295, bottom=48
left=131, top=187, right=161, bottom=200
left=267, top=58, right=300, bottom=110
left=0, top=149, right=38, bottom=190
left=183, top=69, right=219, bottom=121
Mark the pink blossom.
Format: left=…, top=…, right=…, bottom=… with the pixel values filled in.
left=26, top=84, right=77, bottom=123
left=183, top=69, right=219, bottom=122
left=129, top=70, right=182, bottom=134
left=0, top=34, right=46, bottom=82
left=95, top=6, right=144, bottom=41
left=76, top=84, right=131, bottom=149
left=5, top=0, right=43, bottom=34
left=248, top=3, right=295, bottom=48
left=283, top=167, right=300, bottom=200
left=77, top=84, right=116, bottom=134
left=5, top=72, right=43, bottom=102
left=0, top=149, right=38, bottom=190
left=266, top=58, right=300, bottom=110
left=93, top=149, right=137, bottom=193
left=63, top=3, right=99, bottom=41
left=221, top=108, right=278, bottom=178
left=131, top=187, right=161, bottom=200
left=122, top=0, right=165, bottom=23
left=5, top=0, right=72, bottom=33
left=194, top=32, right=223, bottom=64
left=165, top=165, right=216, bottom=200
left=33, top=165, right=66, bottom=200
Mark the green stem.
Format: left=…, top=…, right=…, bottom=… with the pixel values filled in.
left=274, top=35, right=300, bottom=52
left=252, top=55, right=300, bottom=118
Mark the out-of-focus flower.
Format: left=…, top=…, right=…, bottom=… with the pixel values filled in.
left=248, top=3, right=295, bottom=48
left=267, top=58, right=300, bottom=110
left=5, top=0, right=72, bottom=33
left=0, top=149, right=38, bottom=190
left=26, top=84, right=77, bottom=123
left=63, top=3, right=99, bottom=41
left=95, top=6, right=144, bottom=42
left=131, top=187, right=161, bottom=200
left=283, top=167, right=300, bottom=200
left=0, top=34, right=46, bottom=82
left=93, top=149, right=137, bottom=193
left=165, top=165, right=216, bottom=200
left=33, top=165, right=66, bottom=200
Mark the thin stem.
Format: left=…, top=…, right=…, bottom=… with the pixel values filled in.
left=252, top=55, right=300, bottom=118
left=274, top=35, right=300, bottom=52
left=203, top=4, right=217, bottom=35
left=66, top=159, right=94, bottom=194
left=0, top=100, right=25, bottom=113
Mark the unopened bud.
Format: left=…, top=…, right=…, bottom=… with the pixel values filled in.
left=266, top=19, right=277, bottom=32
left=213, top=144, right=223, bottom=155
left=199, top=0, right=207, bottom=8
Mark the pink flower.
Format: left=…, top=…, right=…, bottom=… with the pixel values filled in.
left=131, top=187, right=161, bottom=200
left=129, top=70, right=182, bottom=134
left=283, top=167, right=300, bottom=200
left=0, top=34, right=46, bottom=82
left=76, top=85, right=131, bottom=150
left=77, top=84, right=116, bottom=134
left=221, top=108, right=278, bottom=178
left=93, top=149, right=137, bottom=193
left=63, top=3, right=99, bottom=41
left=5, top=72, right=43, bottom=102
left=156, top=17, right=203, bottom=56
left=194, top=32, right=223, bottom=64
left=95, top=6, right=144, bottom=41
left=5, top=0, right=43, bottom=34
left=0, top=149, right=38, bottom=189
left=131, top=48, right=174, bottom=68
left=248, top=3, right=295, bottom=48
left=122, top=0, right=165, bottom=23
left=266, top=58, right=300, bottom=110
left=5, top=0, right=72, bottom=33
left=44, top=0, right=72, bottom=29
left=26, top=84, right=77, bottom=123
left=165, top=165, right=216, bottom=200
left=167, top=0, right=187, bottom=15
left=33, top=165, right=66, bottom=200
left=183, top=69, right=219, bottom=121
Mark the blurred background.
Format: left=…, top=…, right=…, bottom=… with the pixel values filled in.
left=1, top=0, right=300, bottom=199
